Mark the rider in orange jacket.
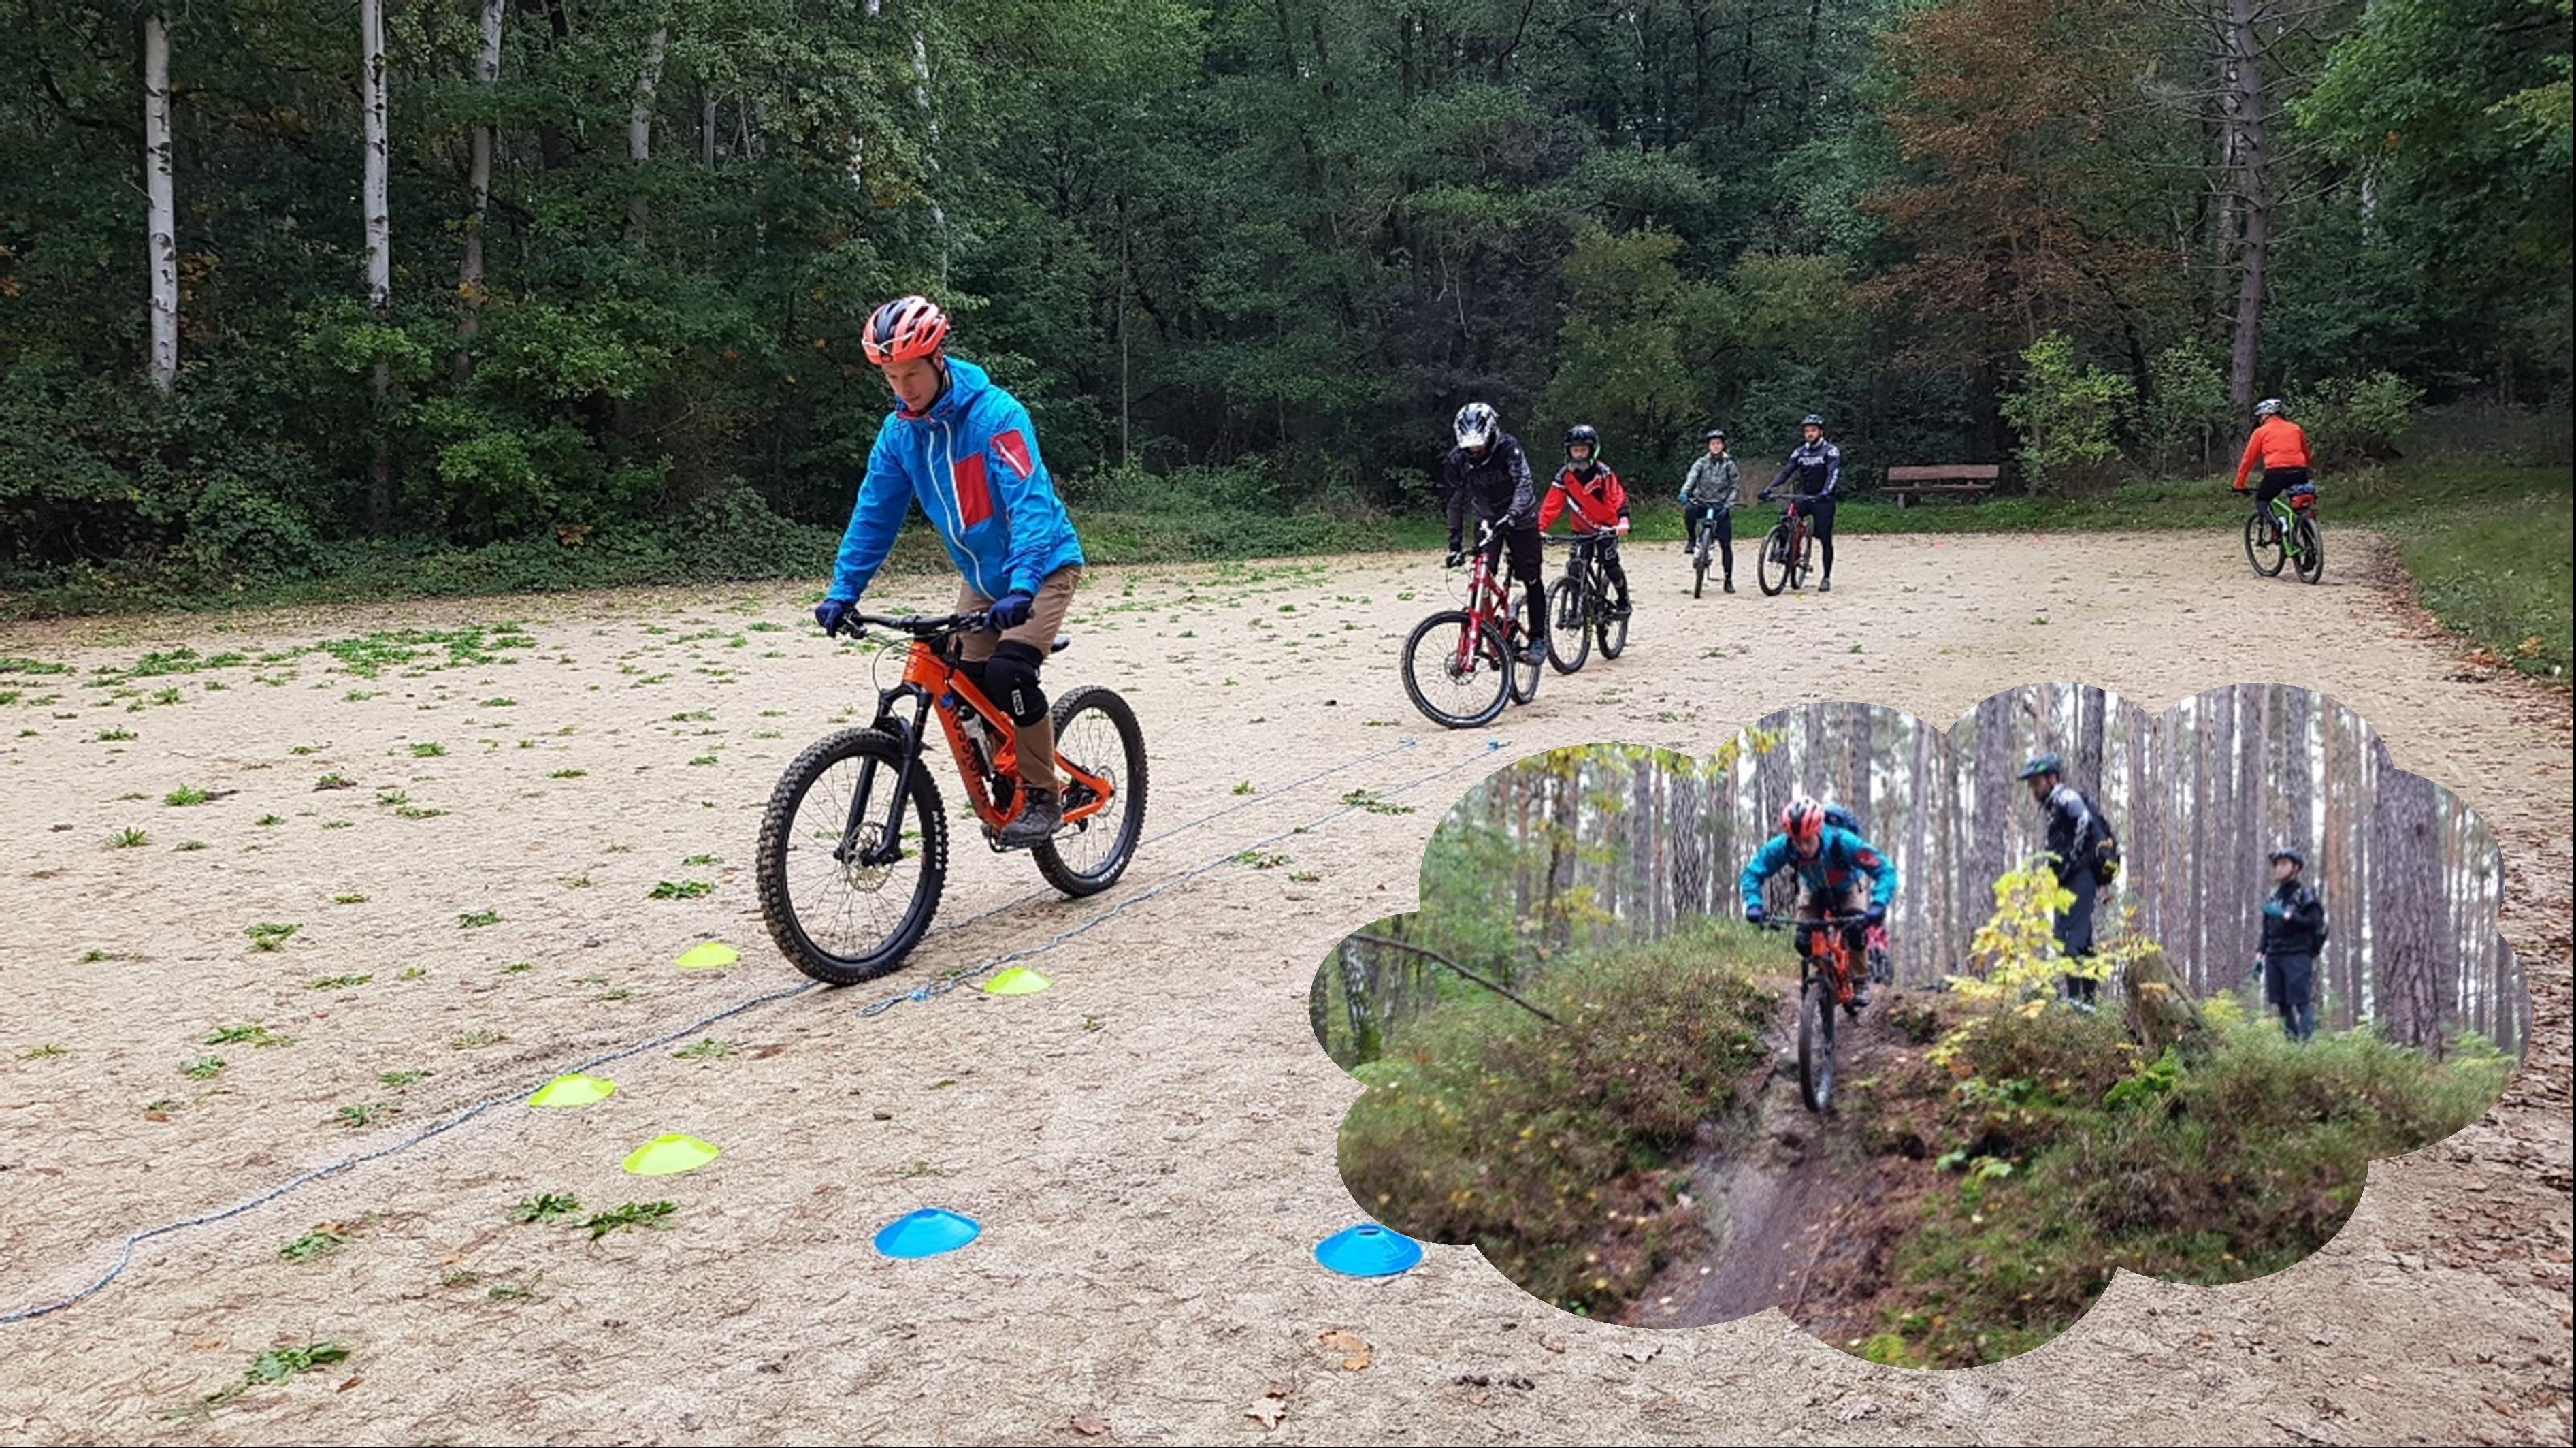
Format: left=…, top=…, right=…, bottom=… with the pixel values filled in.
left=1537, top=424, right=1633, bottom=619
left=2232, top=399, right=2313, bottom=531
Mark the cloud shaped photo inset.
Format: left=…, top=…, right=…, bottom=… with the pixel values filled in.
left=1307, top=688, right=2526, bottom=1368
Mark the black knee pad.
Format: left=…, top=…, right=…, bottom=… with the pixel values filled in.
left=984, top=640, right=1049, bottom=725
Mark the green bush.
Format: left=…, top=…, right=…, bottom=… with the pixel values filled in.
left=2294, top=370, right=2423, bottom=464
left=2142, top=342, right=2232, bottom=472
left=2002, top=332, right=2136, bottom=492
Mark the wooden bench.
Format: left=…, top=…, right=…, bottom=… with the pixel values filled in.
left=1882, top=464, right=2000, bottom=506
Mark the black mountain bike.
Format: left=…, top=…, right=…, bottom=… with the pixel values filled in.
left=1689, top=506, right=1731, bottom=599
left=1544, top=530, right=1630, bottom=674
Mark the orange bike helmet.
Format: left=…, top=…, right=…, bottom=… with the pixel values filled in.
left=1783, top=795, right=1825, bottom=848
left=862, top=295, right=951, bottom=365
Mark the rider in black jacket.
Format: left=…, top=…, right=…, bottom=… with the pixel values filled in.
left=2255, top=846, right=2328, bottom=1041
left=1441, top=401, right=1547, bottom=663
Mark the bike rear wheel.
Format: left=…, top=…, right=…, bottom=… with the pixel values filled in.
left=1032, top=685, right=1148, bottom=898
left=2245, top=511, right=2287, bottom=576
left=1757, top=521, right=1795, bottom=596
left=1545, top=576, right=1591, bottom=674
left=756, top=727, right=948, bottom=986
left=1797, top=974, right=1838, bottom=1112
left=2293, top=517, right=2324, bottom=583
left=1401, top=610, right=1510, bottom=729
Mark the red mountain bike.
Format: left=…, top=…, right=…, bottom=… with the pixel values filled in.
left=1755, top=485, right=1821, bottom=596
left=1401, top=521, right=1544, bottom=728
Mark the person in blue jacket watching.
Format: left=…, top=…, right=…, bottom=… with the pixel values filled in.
left=1764, top=413, right=1845, bottom=592
left=813, top=294, right=1086, bottom=848
left=1742, top=794, right=1900, bottom=1010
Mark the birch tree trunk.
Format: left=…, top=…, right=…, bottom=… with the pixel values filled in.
left=143, top=13, right=178, bottom=393
left=626, top=23, right=669, bottom=243
left=454, top=0, right=505, bottom=381
left=361, top=0, right=393, bottom=526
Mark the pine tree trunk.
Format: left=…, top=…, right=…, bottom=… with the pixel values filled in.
left=2222, top=0, right=2271, bottom=409
left=2370, top=758, right=2443, bottom=1054
left=454, top=0, right=504, bottom=382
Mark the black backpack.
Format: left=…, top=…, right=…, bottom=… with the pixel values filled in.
left=2078, top=792, right=2121, bottom=884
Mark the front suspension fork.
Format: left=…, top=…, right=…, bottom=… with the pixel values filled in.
left=841, top=687, right=932, bottom=868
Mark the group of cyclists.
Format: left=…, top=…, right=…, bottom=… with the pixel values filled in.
left=804, top=291, right=2333, bottom=1037
left=1441, top=405, right=1853, bottom=643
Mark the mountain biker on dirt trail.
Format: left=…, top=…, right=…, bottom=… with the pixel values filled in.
left=1678, top=428, right=1739, bottom=592
left=813, top=294, right=1086, bottom=850
left=2255, top=846, right=2329, bottom=1042
left=1766, top=413, right=1844, bottom=592
left=1442, top=402, right=1548, bottom=664
left=2018, top=752, right=2117, bottom=1010
left=1538, top=423, right=1633, bottom=620
left=1742, top=796, right=1900, bottom=1012
left=2232, top=398, right=2313, bottom=538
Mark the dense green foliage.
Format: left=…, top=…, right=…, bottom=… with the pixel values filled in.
left=3, top=0, right=2567, bottom=594
left=1858, top=1005, right=2512, bottom=1367
left=1335, top=923, right=1777, bottom=1315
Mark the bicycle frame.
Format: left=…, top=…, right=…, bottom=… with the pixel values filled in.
left=1793, top=911, right=1874, bottom=1007
left=1453, top=533, right=1518, bottom=672
left=838, top=619, right=1117, bottom=867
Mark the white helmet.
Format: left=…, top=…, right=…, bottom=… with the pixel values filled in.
left=2254, top=398, right=2285, bottom=419
left=1454, top=402, right=1499, bottom=450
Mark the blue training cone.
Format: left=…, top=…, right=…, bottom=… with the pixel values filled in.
left=1314, top=1223, right=1424, bottom=1278
left=874, top=1207, right=981, bottom=1259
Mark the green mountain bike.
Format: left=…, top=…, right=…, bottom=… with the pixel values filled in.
left=2243, top=483, right=2323, bottom=584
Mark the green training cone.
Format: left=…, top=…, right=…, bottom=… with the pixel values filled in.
left=675, top=942, right=739, bottom=970
left=983, top=967, right=1051, bottom=996
left=527, top=1072, right=617, bottom=1108
left=622, top=1133, right=720, bottom=1176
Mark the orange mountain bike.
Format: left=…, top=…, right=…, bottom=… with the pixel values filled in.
left=755, top=610, right=1147, bottom=985
left=1761, top=911, right=1874, bottom=1112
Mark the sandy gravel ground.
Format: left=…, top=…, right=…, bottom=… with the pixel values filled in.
left=1, top=529, right=2566, bottom=1446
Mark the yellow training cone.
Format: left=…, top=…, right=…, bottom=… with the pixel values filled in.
left=527, top=1072, right=617, bottom=1108
left=622, top=1133, right=720, bottom=1176
left=674, top=942, right=739, bottom=970
left=983, top=967, right=1051, bottom=996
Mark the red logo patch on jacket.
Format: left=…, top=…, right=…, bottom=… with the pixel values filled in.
left=992, top=428, right=1035, bottom=480
left=953, top=451, right=994, bottom=528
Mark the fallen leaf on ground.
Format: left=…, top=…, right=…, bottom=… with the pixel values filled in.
left=1069, top=1409, right=1109, bottom=1436
left=1316, top=1328, right=1371, bottom=1371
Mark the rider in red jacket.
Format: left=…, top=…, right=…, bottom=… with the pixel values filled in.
left=1537, top=424, right=1633, bottom=619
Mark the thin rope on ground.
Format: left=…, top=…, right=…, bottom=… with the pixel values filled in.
left=0, top=733, right=1460, bottom=1325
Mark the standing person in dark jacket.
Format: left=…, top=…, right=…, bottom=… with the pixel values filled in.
left=1765, top=413, right=1845, bottom=592
left=2018, top=752, right=2115, bottom=1010
left=2255, top=846, right=2328, bottom=1041
left=1441, top=401, right=1547, bottom=664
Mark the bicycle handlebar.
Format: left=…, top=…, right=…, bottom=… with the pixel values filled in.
left=849, top=610, right=993, bottom=639
left=1754, top=912, right=1875, bottom=930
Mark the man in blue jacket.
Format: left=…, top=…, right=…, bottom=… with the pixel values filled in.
left=1741, top=795, right=1900, bottom=1011
left=814, top=294, right=1086, bottom=848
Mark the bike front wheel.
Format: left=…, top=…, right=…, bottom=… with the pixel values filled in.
left=1032, top=685, right=1149, bottom=898
left=2293, top=517, right=2324, bottom=583
left=2245, top=511, right=2287, bottom=576
left=1797, top=974, right=1838, bottom=1113
left=1545, top=576, right=1591, bottom=674
left=1510, top=588, right=1545, bottom=703
left=756, top=727, right=949, bottom=986
left=1693, top=545, right=1710, bottom=599
left=1757, top=521, right=1795, bottom=596
left=1401, top=610, right=1510, bottom=729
